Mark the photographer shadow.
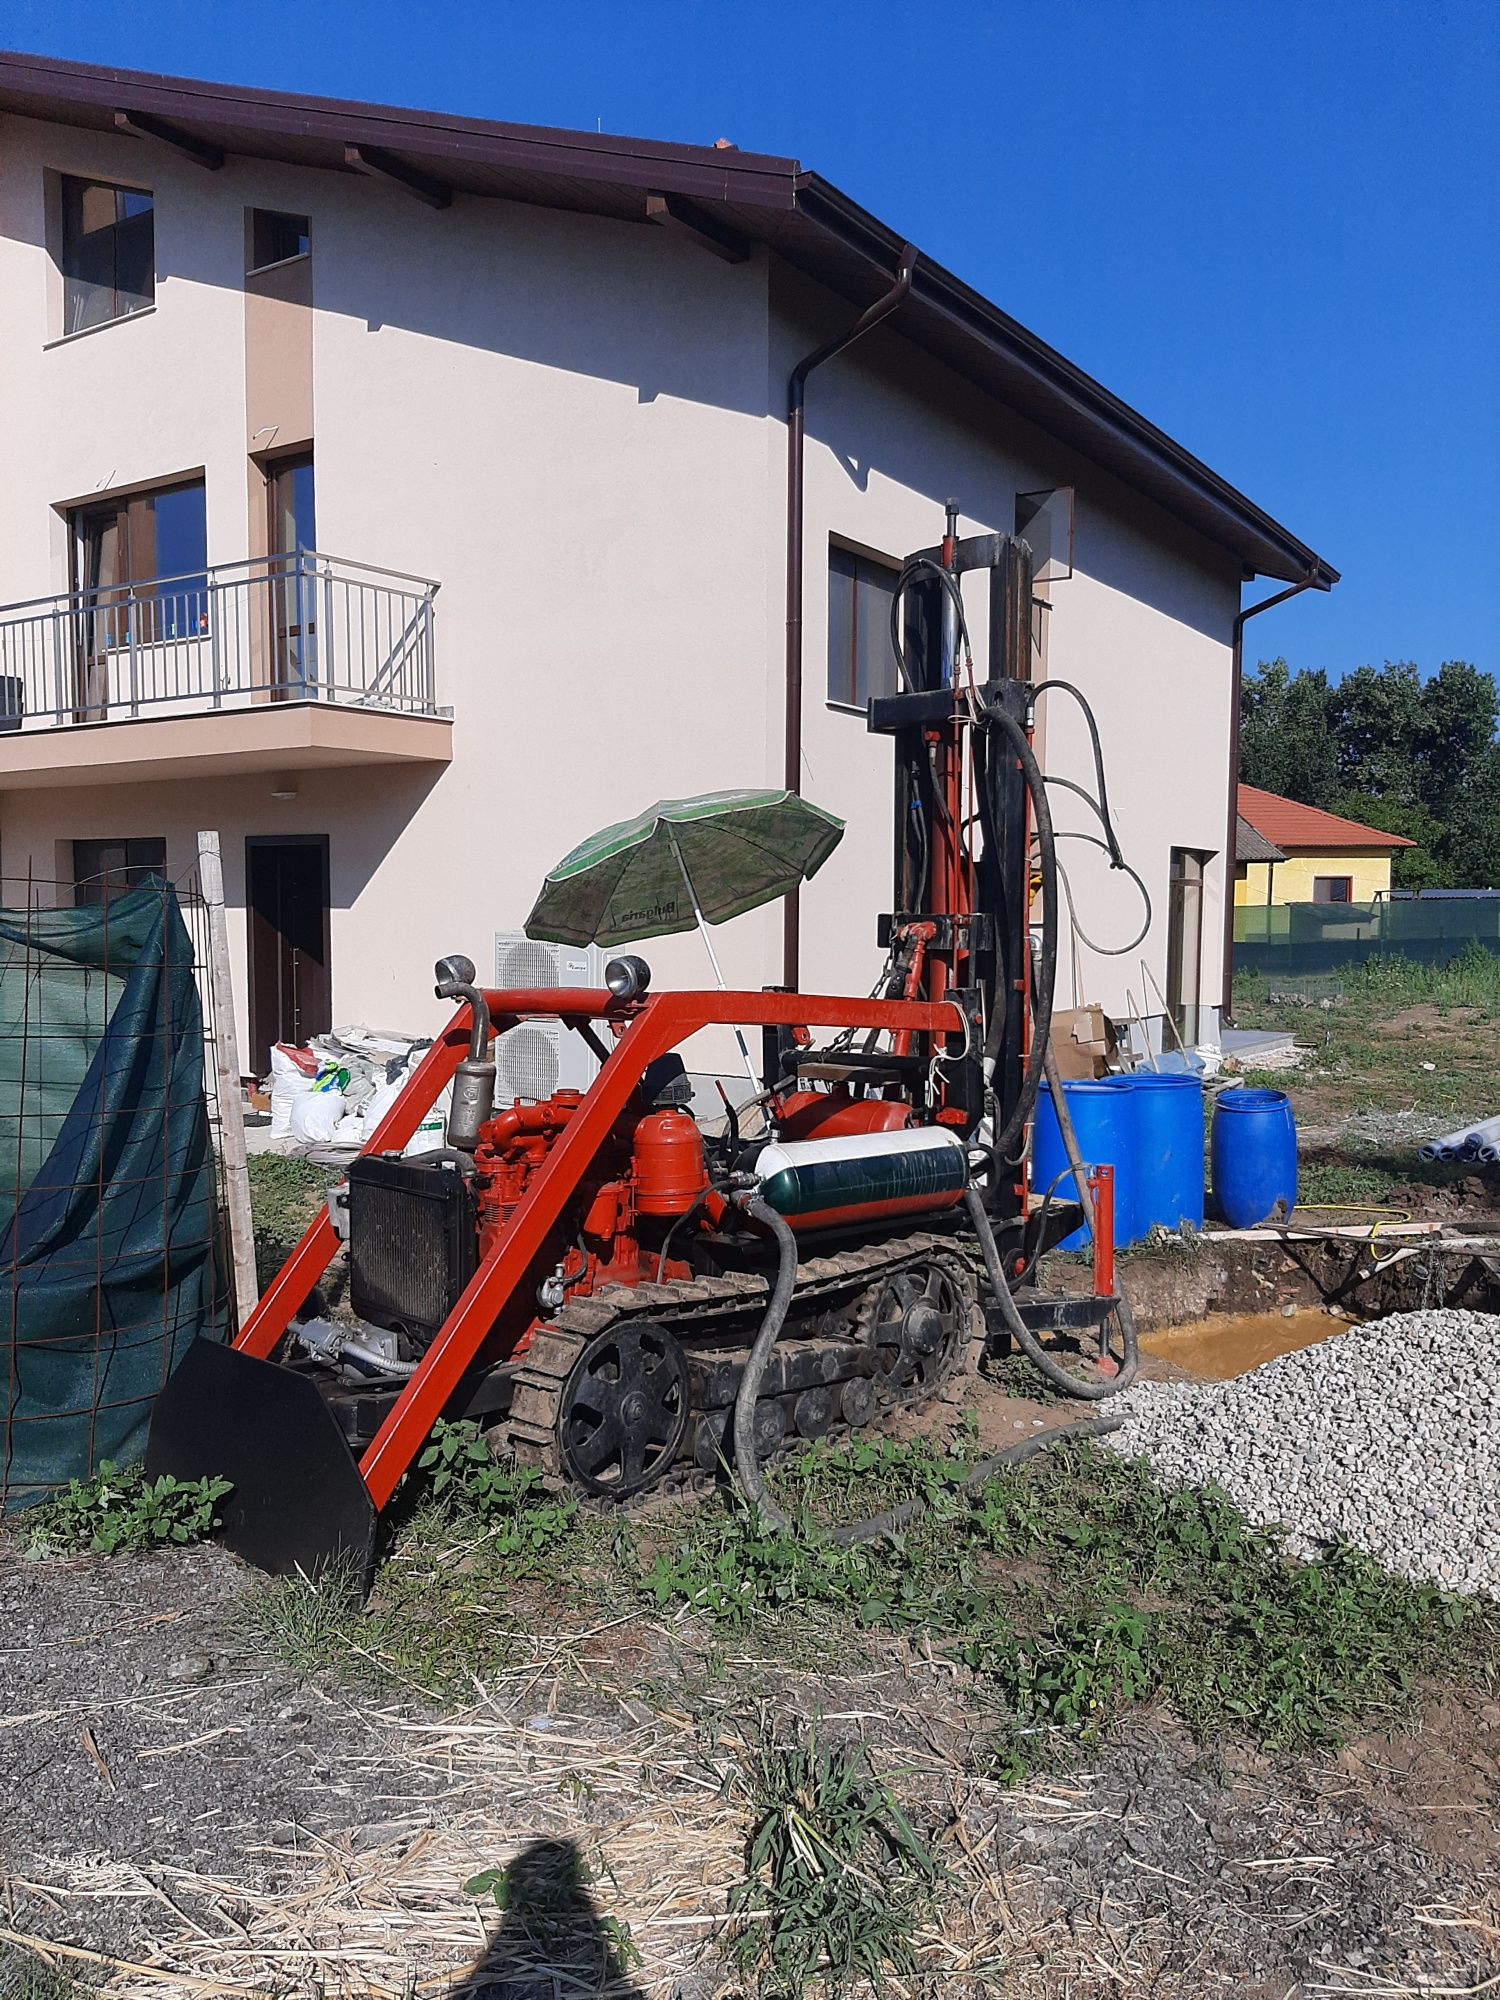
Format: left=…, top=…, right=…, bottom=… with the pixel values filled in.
left=449, top=1838, right=647, bottom=2000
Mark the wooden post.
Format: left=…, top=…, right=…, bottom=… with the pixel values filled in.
left=197, top=829, right=259, bottom=1328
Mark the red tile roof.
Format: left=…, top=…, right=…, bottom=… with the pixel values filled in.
left=1237, top=785, right=1415, bottom=850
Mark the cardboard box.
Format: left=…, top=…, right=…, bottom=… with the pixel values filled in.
left=1049, top=1005, right=1117, bottom=1080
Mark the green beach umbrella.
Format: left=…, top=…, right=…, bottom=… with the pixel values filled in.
left=525, top=787, right=845, bottom=1088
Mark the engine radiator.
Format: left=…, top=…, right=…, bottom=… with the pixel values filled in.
left=346, top=1155, right=477, bottom=1341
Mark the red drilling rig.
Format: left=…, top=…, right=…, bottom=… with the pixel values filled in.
left=150, top=510, right=1134, bottom=1583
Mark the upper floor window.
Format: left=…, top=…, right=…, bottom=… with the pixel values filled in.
left=61, top=176, right=154, bottom=335
left=827, top=543, right=899, bottom=710
left=248, top=208, right=310, bottom=273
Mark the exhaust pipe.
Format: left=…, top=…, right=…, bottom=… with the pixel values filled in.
left=434, top=953, right=495, bottom=1149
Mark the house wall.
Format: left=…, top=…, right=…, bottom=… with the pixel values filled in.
left=1267, top=850, right=1394, bottom=904
left=0, top=109, right=1245, bottom=1071
left=775, top=266, right=1241, bottom=1033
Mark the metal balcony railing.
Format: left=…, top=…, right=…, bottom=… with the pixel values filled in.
left=0, top=553, right=442, bottom=730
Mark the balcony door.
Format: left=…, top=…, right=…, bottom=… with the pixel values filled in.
left=247, top=835, right=330, bottom=1073
left=70, top=481, right=207, bottom=721
left=267, top=453, right=316, bottom=698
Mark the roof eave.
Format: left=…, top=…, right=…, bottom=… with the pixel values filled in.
left=795, top=175, right=1338, bottom=590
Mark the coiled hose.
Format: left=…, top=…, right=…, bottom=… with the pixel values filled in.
left=732, top=1192, right=1129, bottom=1539
left=963, top=1184, right=1138, bottom=1399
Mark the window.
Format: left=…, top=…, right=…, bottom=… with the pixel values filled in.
left=248, top=209, right=310, bottom=272
left=827, top=544, right=899, bottom=710
left=72, top=479, right=208, bottom=640
left=1313, top=875, right=1353, bottom=903
left=73, top=838, right=166, bottom=908
left=69, top=480, right=208, bottom=713
left=60, top=176, right=153, bottom=335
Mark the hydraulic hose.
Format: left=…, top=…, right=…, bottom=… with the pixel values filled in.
left=731, top=1194, right=800, bottom=1534
left=828, top=1414, right=1124, bottom=1547
left=985, top=700, right=1058, bottom=1165
left=730, top=1193, right=1124, bottom=1543
left=963, top=1184, right=1138, bottom=1400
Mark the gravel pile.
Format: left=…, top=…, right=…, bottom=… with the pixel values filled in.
left=1106, top=1308, right=1500, bottom=1598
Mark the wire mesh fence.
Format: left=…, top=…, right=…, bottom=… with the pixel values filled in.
left=1235, top=896, right=1500, bottom=980
left=0, top=861, right=235, bottom=1511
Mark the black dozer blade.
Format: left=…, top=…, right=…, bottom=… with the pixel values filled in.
left=147, top=1339, right=378, bottom=1595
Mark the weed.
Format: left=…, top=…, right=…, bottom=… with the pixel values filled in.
left=21, top=1461, right=230, bottom=1558
left=727, top=1725, right=938, bottom=1997
left=640, top=1434, right=1500, bottom=1779
left=414, top=1419, right=578, bottom=1563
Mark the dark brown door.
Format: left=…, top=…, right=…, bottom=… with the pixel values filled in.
left=247, top=836, right=331, bottom=1072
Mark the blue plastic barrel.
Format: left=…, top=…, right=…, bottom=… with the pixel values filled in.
left=1032, top=1078, right=1136, bottom=1250
left=1210, top=1087, right=1297, bottom=1227
left=1130, top=1073, right=1206, bottom=1236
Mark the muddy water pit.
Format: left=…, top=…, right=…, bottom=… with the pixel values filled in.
left=1142, top=1307, right=1357, bottom=1380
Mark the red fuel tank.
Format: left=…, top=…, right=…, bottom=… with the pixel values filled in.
left=633, top=1110, right=710, bottom=1217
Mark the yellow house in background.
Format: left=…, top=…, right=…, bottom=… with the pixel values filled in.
left=1234, top=784, right=1414, bottom=906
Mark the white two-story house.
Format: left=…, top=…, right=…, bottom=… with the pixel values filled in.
left=0, top=52, right=1335, bottom=1075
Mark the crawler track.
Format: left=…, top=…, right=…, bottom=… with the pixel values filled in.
left=502, top=1229, right=980, bottom=1508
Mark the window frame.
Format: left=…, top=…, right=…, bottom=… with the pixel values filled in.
left=246, top=208, right=312, bottom=276
left=57, top=173, right=155, bottom=337
left=1313, top=875, right=1354, bottom=904
left=72, top=837, right=167, bottom=908
left=67, top=475, right=210, bottom=654
left=826, top=538, right=901, bottom=714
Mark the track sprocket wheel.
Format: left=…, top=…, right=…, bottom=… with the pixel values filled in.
left=557, top=1320, right=689, bottom=1498
left=862, top=1259, right=974, bottom=1403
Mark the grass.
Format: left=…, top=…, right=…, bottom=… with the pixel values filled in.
left=246, top=1153, right=340, bottom=1289
left=726, top=1725, right=940, bottom=1998
left=249, top=1422, right=1500, bottom=1784
left=1232, top=947, right=1500, bottom=1199
left=0, top=1944, right=80, bottom=2000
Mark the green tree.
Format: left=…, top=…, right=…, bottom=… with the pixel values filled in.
left=1440, top=741, right=1500, bottom=889
left=1239, top=659, right=1338, bottom=805
left=1417, top=660, right=1497, bottom=817
left=1329, top=662, right=1426, bottom=804
left=1331, top=792, right=1448, bottom=891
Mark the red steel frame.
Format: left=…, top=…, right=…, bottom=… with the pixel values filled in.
left=235, top=986, right=967, bottom=1510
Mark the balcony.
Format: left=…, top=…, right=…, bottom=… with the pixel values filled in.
left=0, top=554, right=451, bottom=788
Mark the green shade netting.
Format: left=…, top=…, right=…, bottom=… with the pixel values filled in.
left=0, top=880, right=228, bottom=1510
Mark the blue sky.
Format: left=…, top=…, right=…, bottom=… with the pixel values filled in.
left=5, top=0, right=1496, bottom=681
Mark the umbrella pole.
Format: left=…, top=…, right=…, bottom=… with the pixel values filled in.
left=668, top=831, right=761, bottom=1095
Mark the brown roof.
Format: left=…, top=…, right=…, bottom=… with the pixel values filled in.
left=1235, top=816, right=1285, bottom=864
left=1237, top=785, right=1416, bottom=851
left=0, top=50, right=1338, bottom=591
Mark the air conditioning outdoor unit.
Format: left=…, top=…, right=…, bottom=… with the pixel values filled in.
left=492, top=933, right=603, bottom=1101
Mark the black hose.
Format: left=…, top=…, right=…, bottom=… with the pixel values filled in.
left=1031, top=679, right=1124, bottom=867
left=730, top=1192, right=1123, bottom=1544
left=828, top=1414, right=1124, bottom=1547
left=985, top=701, right=1058, bottom=1164
left=963, top=1184, right=1138, bottom=1400
left=731, top=1194, right=800, bottom=1534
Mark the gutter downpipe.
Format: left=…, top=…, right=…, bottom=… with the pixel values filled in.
left=783, top=242, right=918, bottom=990
left=1221, top=571, right=1322, bottom=1021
